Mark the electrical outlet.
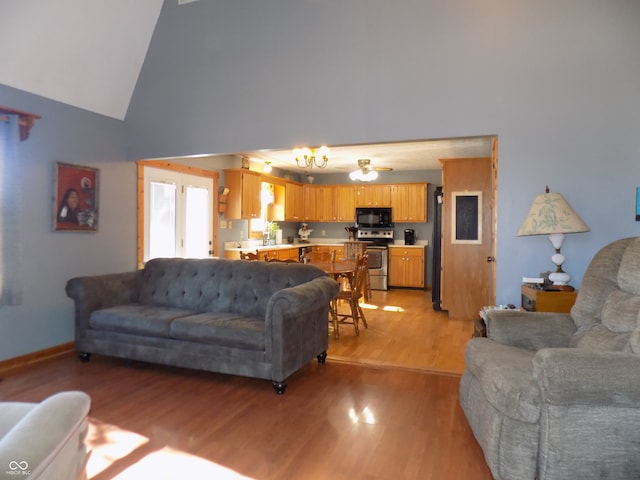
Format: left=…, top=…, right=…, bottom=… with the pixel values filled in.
left=228, top=221, right=232, bottom=229
left=220, top=220, right=227, bottom=229
left=321, top=230, right=326, bottom=236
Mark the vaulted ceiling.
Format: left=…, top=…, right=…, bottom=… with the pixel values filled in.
left=0, top=0, right=163, bottom=120
left=0, top=0, right=492, bottom=170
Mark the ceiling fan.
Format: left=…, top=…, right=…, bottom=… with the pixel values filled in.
left=349, top=159, right=393, bottom=181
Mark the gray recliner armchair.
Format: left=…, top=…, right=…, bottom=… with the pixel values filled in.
left=460, top=237, right=640, bottom=480
left=0, top=391, right=91, bottom=480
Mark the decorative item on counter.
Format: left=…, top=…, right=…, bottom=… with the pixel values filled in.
left=345, top=225, right=356, bottom=241
left=298, top=223, right=313, bottom=243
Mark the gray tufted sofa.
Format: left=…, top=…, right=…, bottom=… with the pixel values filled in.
left=460, top=237, right=640, bottom=479
left=66, top=257, right=339, bottom=394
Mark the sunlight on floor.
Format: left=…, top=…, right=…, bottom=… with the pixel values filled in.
left=87, top=420, right=149, bottom=478
left=382, top=305, right=404, bottom=312
left=86, top=420, right=253, bottom=480
left=359, top=302, right=404, bottom=312
left=109, top=447, right=254, bottom=480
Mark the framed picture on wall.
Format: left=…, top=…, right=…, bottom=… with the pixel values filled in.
left=54, top=162, right=99, bottom=232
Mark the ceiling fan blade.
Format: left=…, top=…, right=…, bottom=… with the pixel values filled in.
left=372, top=166, right=393, bottom=171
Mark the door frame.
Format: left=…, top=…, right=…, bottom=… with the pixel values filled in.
left=136, top=159, right=219, bottom=269
left=439, top=137, right=498, bottom=317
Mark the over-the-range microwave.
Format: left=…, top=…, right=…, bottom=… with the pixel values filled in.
left=355, top=207, right=393, bottom=229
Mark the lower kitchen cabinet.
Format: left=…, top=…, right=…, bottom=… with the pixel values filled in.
left=388, top=246, right=425, bottom=288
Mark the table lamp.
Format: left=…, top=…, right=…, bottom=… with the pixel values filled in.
left=517, top=186, right=589, bottom=291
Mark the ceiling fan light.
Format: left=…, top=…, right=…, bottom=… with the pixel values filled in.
left=349, top=169, right=378, bottom=182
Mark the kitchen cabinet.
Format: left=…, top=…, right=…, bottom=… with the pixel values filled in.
left=388, top=246, right=425, bottom=288
left=223, top=169, right=261, bottom=219
left=303, top=185, right=319, bottom=221
left=355, top=185, right=391, bottom=207
left=285, top=182, right=304, bottom=222
left=318, top=186, right=335, bottom=222
left=391, top=183, right=427, bottom=222
left=303, top=185, right=333, bottom=222
left=304, top=245, right=345, bottom=262
left=263, top=247, right=300, bottom=261
left=278, top=180, right=429, bottom=224
left=332, top=185, right=356, bottom=222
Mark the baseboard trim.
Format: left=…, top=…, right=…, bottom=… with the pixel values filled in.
left=0, top=342, right=75, bottom=376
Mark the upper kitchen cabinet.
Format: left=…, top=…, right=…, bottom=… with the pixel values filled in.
left=285, top=181, right=304, bottom=222
left=354, top=184, right=391, bottom=207
left=302, top=185, right=319, bottom=222
left=391, top=183, right=428, bottom=222
left=223, top=169, right=262, bottom=219
left=333, top=185, right=356, bottom=222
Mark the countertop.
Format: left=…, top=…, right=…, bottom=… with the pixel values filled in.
left=224, top=239, right=428, bottom=252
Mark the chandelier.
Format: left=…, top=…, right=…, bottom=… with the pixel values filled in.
left=293, top=146, right=330, bottom=169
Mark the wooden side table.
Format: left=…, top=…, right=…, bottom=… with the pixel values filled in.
left=521, top=285, right=577, bottom=313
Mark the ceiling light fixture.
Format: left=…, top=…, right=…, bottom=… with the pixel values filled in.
left=349, top=159, right=379, bottom=182
left=293, top=146, right=329, bottom=169
left=263, top=161, right=272, bottom=173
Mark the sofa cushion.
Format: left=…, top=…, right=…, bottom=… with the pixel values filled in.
left=169, top=313, right=265, bottom=350
left=464, top=338, right=540, bottom=423
left=90, top=304, right=194, bottom=337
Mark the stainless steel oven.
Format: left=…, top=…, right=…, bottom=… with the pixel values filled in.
left=356, top=227, right=393, bottom=291
left=366, top=246, right=389, bottom=290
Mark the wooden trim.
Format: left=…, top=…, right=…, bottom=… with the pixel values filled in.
left=0, top=342, right=74, bottom=376
left=0, top=105, right=41, bottom=141
left=136, top=159, right=219, bottom=268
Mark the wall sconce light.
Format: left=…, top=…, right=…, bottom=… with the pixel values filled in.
left=293, top=146, right=329, bottom=169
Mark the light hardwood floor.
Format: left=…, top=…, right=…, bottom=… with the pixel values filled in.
left=328, top=288, right=474, bottom=374
left=0, top=289, right=492, bottom=480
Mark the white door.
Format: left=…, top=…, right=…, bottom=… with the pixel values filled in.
left=143, top=167, right=213, bottom=262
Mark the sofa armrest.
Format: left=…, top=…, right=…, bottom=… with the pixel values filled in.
left=267, top=275, right=339, bottom=319
left=533, top=348, right=640, bottom=406
left=66, top=271, right=141, bottom=337
left=486, top=310, right=576, bottom=350
left=0, top=391, right=91, bottom=479
left=266, top=275, right=339, bottom=381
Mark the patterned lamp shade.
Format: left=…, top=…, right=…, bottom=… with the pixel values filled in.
left=517, top=188, right=589, bottom=236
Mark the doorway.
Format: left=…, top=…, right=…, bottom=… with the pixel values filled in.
left=136, top=160, right=219, bottom=268
left=439, top=148, right=497, bottom=320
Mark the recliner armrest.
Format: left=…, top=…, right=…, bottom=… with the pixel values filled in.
left=486, top=310, right=575, bottom=350
left=533, top=348, right=640, bottom=406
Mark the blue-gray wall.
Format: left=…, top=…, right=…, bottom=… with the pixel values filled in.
left=0, top=84, right=136, bottom=361
left=2, top=0, right=640, bottom=360
left=127, top=0, right=640, bottom=305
